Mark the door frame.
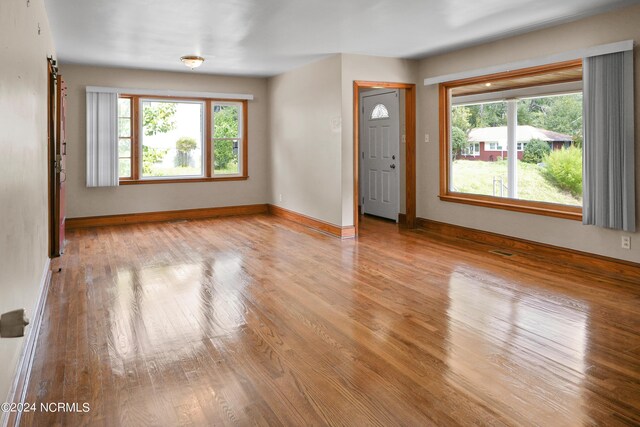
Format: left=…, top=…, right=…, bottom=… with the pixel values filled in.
left=47, top=58, right=59, bottom=257
left=353, top=81, right=416, bottom=236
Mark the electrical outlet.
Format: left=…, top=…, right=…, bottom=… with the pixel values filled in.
left=621, top=236, right=631, bottom=250
left=279, top=194, right=283, bottom=202
left=424, top=134, right=430, bottom=143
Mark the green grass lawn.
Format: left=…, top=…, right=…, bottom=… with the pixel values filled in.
left=145, top=160, right=240, bottom=177
left=146, top=165, right=202, bottom=177
left=452, top=160, right=582, bottom=206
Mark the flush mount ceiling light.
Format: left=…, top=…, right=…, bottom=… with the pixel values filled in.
left=180, top=55, right=205, bottom=70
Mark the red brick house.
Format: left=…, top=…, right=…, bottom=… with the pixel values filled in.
left=459, top=125, right=573, bottom=161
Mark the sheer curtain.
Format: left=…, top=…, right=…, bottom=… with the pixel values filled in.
left=583, top=50, right=635, bottom=232
left=86, top=90, right=119, bottom=187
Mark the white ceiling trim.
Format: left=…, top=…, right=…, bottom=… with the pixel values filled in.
left=86, top=86, right=254, bottom=100
left=423, top=40, right=634, bottom=86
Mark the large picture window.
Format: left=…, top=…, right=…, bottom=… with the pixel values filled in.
left=118, top=96, right=248, bottom=184
left=440, top=60, right=583, bottom=220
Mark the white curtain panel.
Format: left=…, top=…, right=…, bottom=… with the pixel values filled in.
left=583, top=50, right=635, bottom=232
left=86, top=91, right=119, bottom=187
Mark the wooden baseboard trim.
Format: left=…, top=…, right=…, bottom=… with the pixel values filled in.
left=66, top=204, right=269, bottom=229
left=416, top=218, right=640, bottom=283
left=2, top=259, right=53, bottom=427
left=268, top=205, right=355, bottom=239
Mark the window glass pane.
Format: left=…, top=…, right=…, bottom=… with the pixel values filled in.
left=450, top=101, right=509, bottom=197
left=371, top=104, right=389, bottom=119
left=119, top=138, right=131, bottom=157
left=214, top=139, right=240, bottom=175
left=450, top=92, right=583, bottom=207
left=516, top=93, right=583, bottom=206
left=118, top=98, right=131, bottom=118
left=213, top=104, right=239, bottom=138
left=118, top=118, right=131, bottom=137
left=141, top=100, right=204, bottom=178
left=119, top=158, right=131, bottom=178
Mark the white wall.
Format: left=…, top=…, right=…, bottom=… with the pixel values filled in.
left=268, top=55, right=344, bottom=225
left=0, top=0, right=55, bottom=404
left=418, top=4, right=640, bottom=263
left=60, top=65, right=269, bottom=218
left=340, top=54, right=418, bottom=225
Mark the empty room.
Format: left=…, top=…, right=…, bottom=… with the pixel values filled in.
left=2, top=0, right=640, bottom=425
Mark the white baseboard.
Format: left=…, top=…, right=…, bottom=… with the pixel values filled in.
left=1, top=258, right=52, bottom=427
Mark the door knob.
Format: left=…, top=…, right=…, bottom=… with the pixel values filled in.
left=0, top=309, right=30, bottom=338
left=390, top=164, right=396, bottom=169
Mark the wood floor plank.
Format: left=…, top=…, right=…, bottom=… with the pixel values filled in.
left=20, top=214, right=640, bottom=426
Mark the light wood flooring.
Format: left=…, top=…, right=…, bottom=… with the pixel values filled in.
left=21, top=214, right=640, bottom=426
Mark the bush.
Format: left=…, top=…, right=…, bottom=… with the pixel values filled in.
left=522, top=138, right=551, bottom=164
left=214, top=139, right=236, bottom=170
left=541, top=146, right=582, bottom=196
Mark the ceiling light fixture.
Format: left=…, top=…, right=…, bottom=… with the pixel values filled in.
left=180, top=55, right=205, bottom=70
left=485, top=83, right=492, bottom=87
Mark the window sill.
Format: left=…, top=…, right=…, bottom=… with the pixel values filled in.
left=439, top=192, right=582, bottom=221
left=120, top=176, right=248, bottom=185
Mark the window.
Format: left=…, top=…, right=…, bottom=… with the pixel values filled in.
left=118, top=96, right=248, bottom=183
left=118, top=97, right=132, bottom=178
left=462, top=142, right=480, bottom=156
left=212, top=102, right=242, bottom=175
left=440, top=60, right=583, bottom=220
left=371, top=103, right=390, bottom=119
left=486, top=142, right=503, bottom=151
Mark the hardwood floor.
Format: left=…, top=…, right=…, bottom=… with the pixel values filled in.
left=21, top=214, right=640, bottom=426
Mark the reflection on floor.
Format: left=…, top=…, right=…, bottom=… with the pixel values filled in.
left=22, top=214, right=640, bottom=426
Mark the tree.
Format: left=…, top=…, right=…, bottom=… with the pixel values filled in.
left=213, top=105, right=240, bottom=170
left=466, top=102, right=507, bottom=128
left=543, top=94, right=582, bottom=136
left=143, top=102, right=177, bottom=136
left=451, top=127, right=469, bottom=158
left=517, top=94, right=582, bottom=147
left=451, top=106, right=471, bottom=132
left=175, top=136, right=197, bottom=167
left=522, top=138, right=551, bottom=164
left=142, top=146, right=169, bottom=175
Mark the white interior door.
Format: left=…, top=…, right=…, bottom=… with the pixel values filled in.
left=361, top=90, right=400, bottom=221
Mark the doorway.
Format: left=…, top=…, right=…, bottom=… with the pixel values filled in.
left=353, top=81, right=416, bottom=236
left=360, top=89, right=400, bottom=221
left=47, top=58, right=66, bottom=257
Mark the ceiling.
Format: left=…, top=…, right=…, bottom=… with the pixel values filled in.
left=44, top=0, right=639, bottom=77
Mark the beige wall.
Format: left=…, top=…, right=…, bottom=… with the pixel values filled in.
left=0, top=0, right=55, bottom=404
left=60, top=65, right=269, bottom=218
left=340, top=54, right=418, bottom=225
left=268, top=55, right=344, bottom=225
left=418, top=4, right=640, bottom=263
